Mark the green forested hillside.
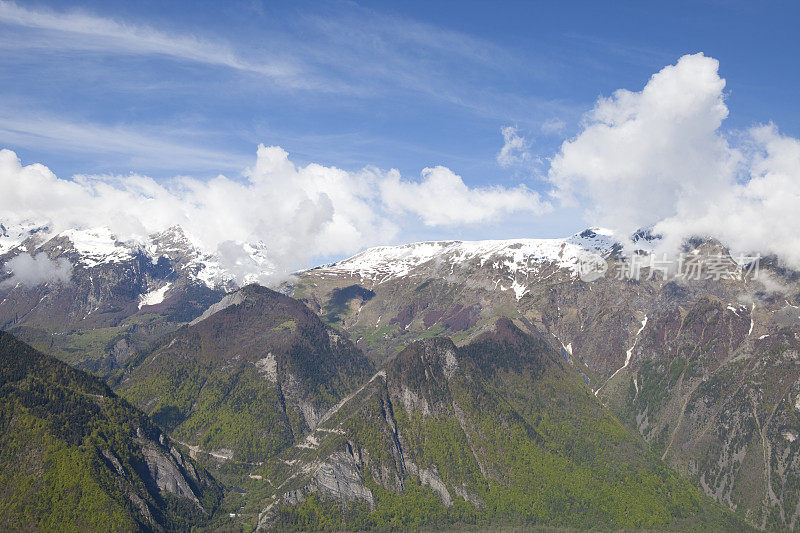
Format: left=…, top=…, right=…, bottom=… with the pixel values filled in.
left=0, top=331, right=221, bottom=532
left=118, top=284, right=374, bottom=463
left=257, top=319, right=752, bottom=531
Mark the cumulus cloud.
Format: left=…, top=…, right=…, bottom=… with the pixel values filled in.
left=380, top=165, right=550, bottom=226
left=547, top=52, right=800, bottom=269
left=1, top=252, right=72, bottom=287
left=0, top=144, right=547, bottom=283
left=496, top=126, right=531, bottom=168
left=657, top=124, right=800, bottom=266
left=549, top=53, right=738, bottom=235
left=0, top=145, right=394, bottom=282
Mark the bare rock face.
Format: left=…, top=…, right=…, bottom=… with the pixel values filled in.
left=255, top=319, right=726, bottom=531
left=110, top=338, right=134, bottom=365
left=313, top=451, right=375, bottom=506
left=137, top=434, right=203, bottom=509
left=257, top=448, right=374, bottom=531
left=405, top=460, right=451, bottom=507
left=188, top=290, right=247, bottom=325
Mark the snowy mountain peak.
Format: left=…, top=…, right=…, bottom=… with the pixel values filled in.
left=0, top=221, right=275, bottom=291
left=310, top=228, right=618, bottom=298
left=55, top=228, right=136, bottom=267
left=0, top=220, right=50, bottom=255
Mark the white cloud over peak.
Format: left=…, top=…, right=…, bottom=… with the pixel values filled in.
left=380, top=165, right=550, bottom=226
left=0, top=145, right=394, bottom=281
left=547, top=52, right=800, bottom=268
left=0, top=145, right=546, bottom=283
left=1, top=252, right=72, bottom=288
left=656, top=124, right=800, bottom=266
left=549, top=53, right=738, bottom=236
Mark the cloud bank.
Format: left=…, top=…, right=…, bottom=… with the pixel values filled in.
left=380, top=165, right=548, bottom=226
left=1, top=252, right=72, bottom=288
left=549, top=52, right=800, bottom=268
left=0, top=145, right=544, bottom=283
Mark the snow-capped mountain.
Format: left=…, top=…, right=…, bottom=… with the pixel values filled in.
left=4, top=218, right=800, bottom=529
left=0, top=221, right=50, bottom=255
left=0, top=222, right=623, bottom=374
left=310, top=227, right=618, bottom=300
left=0, top=222, right=274, bottom=373
left=1, top=222, right=274, bottom=291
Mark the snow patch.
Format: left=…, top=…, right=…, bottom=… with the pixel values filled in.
left=0, top=221, right=49, bottom=254
left=61, top=227, right=135, bottom=267
left=138, top=282, right=171, bottom=309
left=625, top=316, right=648, bottom=367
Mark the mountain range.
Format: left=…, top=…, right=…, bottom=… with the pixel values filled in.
left=2, top=221, right=799, bottom=530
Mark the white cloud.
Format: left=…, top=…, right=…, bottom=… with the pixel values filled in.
left=0, top=145, right=395, bottom=283
left=548, top=52, right=800, bottom=269
left=657, top=124, right=800, bottom=266
left=380, top=165, right=550, bottom=226
left=0, top=145, right=549, bottom=283
left=496, top=126, right=531, bottom=168
left=1, top=252, right=72, bottom=287
left=549, top=53, right=737, bottom=236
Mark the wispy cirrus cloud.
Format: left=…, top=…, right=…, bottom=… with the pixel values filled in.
left=0, top=0, right=583, bottom=186
left=0, top=0, right=300, bottom=83
left=0, top=0, right=575, bottom=134
left=295, top=6, right=566, bottom=120
left=0, top=108, right=248, bottom=173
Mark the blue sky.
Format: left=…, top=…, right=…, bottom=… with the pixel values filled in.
left=1, top=0, right=799, bottom=267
